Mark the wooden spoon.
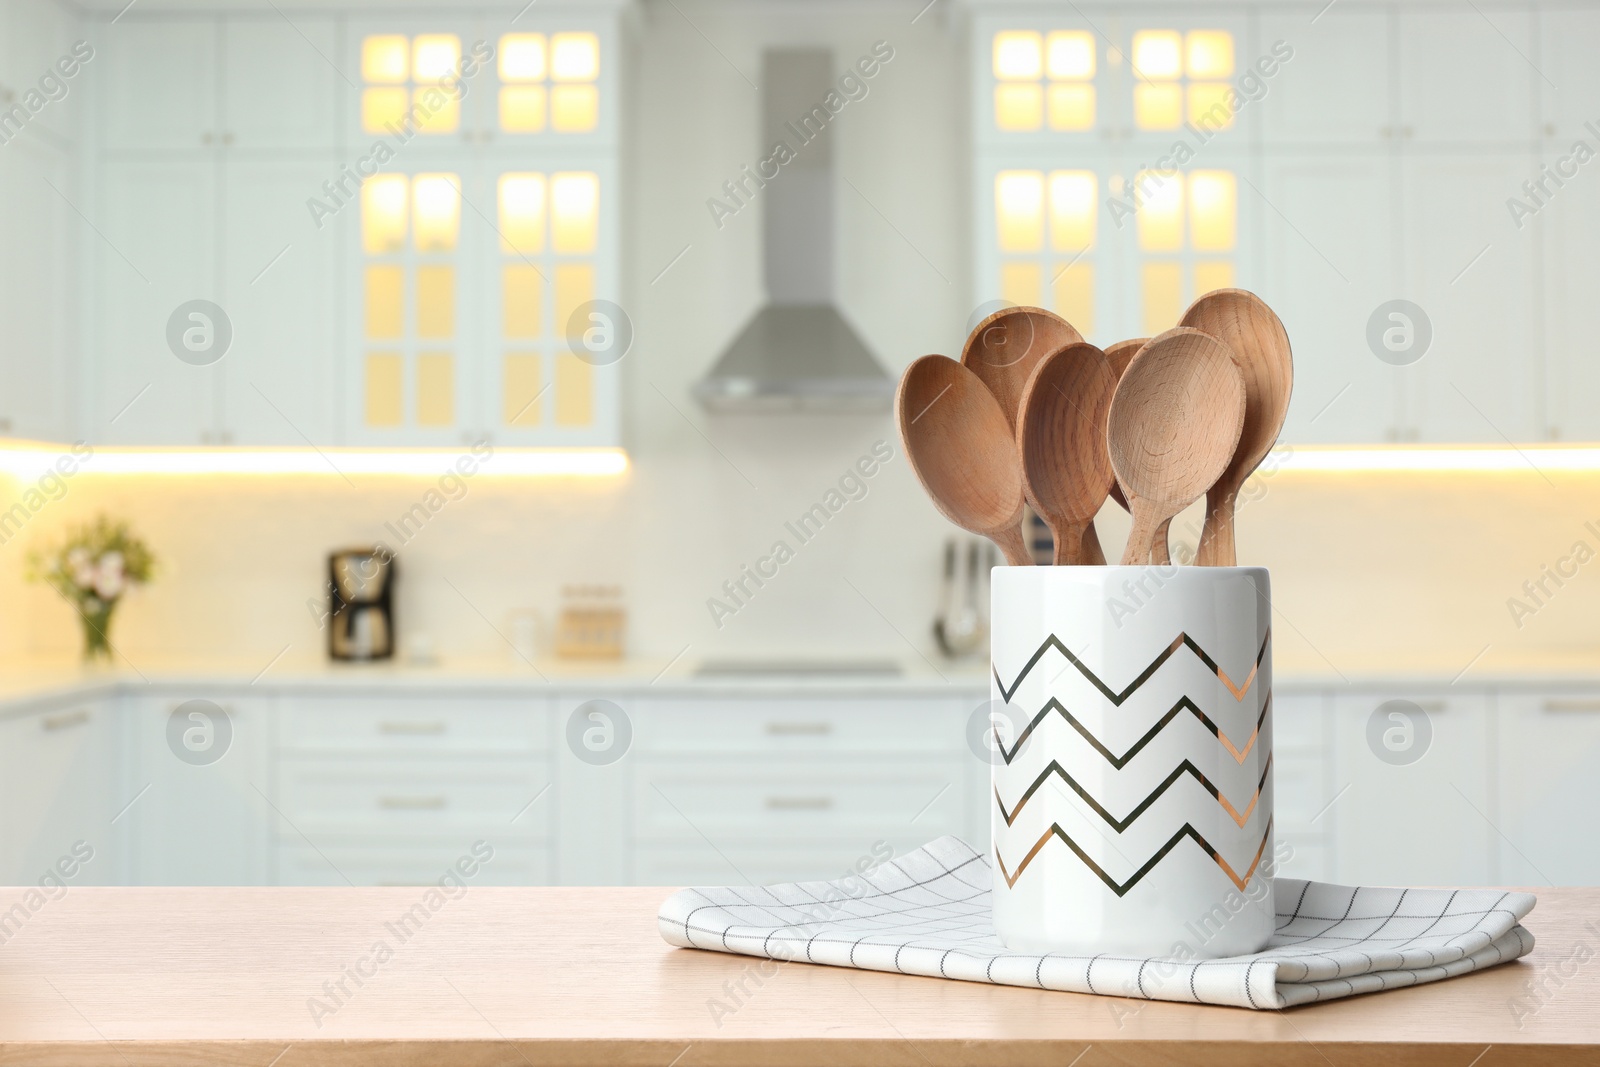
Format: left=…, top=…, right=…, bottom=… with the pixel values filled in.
left=1180, top=289, right=1293, bottom=567
left=960, top=306, right=1083, bottom=433
left=1100, top=338, right=1164, bottom=560
left=1106, top=328, right=1246, bottom=566
left=1016, top=342, right=1117, bottom=566
left=897, top=355, right=1032, bottom=566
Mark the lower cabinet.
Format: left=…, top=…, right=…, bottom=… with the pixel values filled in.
left=0, top=695, right=118, bottom=886
left=1495, top=690, right=1600, bottom=886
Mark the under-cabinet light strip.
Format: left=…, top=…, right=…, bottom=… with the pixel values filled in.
left=0, top=444, right=628, bottom=478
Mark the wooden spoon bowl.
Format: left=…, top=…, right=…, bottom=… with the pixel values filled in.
left=1106, top=328, right=1246, bottom=566
left=1102, top=337, right=1150, bottom=514
left=897, top=354, right=1031, bottom=566
left=960, top=306, right=1083, bottom=432
left=1017, top=342, right=1117, bottom=565
left=1179, top=289, right=1292, bottom=566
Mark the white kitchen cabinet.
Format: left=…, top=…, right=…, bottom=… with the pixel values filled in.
left=97, top=19, right=217, bottom=155
left=1332, top=690, right=1494, bottom=886
left=277, top=842, right=551, bottom=887
left=0, top=137, right=77, bottom=442
left=1400, top=153, right=1540, bottom=443
left=1260, top=155, right=1402, bottom=444
left=1259, top=9, right=1393, bottom=147
left=1270, top=690, right=1334, bottom=882
left=1396, top=9, right=1537, bottom=146
left=130, top=693, right=272, bottom=885
left=1539, top=10, right=1600, bottom=142
left=0, top=696, right=117, bottom=886
left=2, top=0, right=85, bottom=147
left=220, top=17, right=341, bottom=154
left=1495, top=690, right=1600, bottom=886
left=92, top=159, right=219, bottom=444
left=1539, top=150, right=1600, bottom=441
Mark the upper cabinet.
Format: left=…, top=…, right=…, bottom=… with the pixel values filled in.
left=1396, top=9, right=1536, bottom=145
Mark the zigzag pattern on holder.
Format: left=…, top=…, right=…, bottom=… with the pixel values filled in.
left=995, top=691, right=1272, bottom=767
left=994, top=629, right=1271, bottom=705
left=995, top=753, right=1272, bottom=831
left=996, top=818, right=1275, bottom=895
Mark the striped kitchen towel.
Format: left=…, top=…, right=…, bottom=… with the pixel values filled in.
left=658, top=836, right=1536, bottom=1009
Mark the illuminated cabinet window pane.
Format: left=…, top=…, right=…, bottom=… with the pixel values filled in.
left=412, top=87, right=459, bottom=133
left=555, top=263, right=595, bottom=340
left=412, top=174, right=460, bottom=251
left=412, top=35, right=461, bottom=80
left=556, top=354, right=593, bottom=426
left=363, top=36, right=408, bottom=82
left=1186, top=31, right=1234, bottom=78
left=1189, top=171, right=1237, bottom=251
left=500, top=34, right=547, bottom=80
left=552, top=85, right=599, bottom=132
left=1189, top=82, right=1234, bottom=129
left=499, top=173, right=548, bottom=252
left=362, top=88, right=407, bottom=133
left=1142, top=262, right=1184, bottom=335
left=995, top=170, right=1043, bottom=252
left=1132, top=31, right=1182, bottom=78
left=362, top=175, right=407, bottom=252
left=1000, top=262, right=1042, bottom=307
left=365, top=266, right=404, bottom=338
left=504, top=353, right=543, bottom=426
left=365, top=354, right=404, bottom=426
left=1194, top=260, right=1235, bottom=295
left=1047, top=84, right=1094, bottom=131
left=993, top=31, right=1042, bottom=79
left=1135, top=172, right=1184, bottom=251
left=551, top=32, right=599, bottom=80
left=1046, top=31, right=1094, bottom=78
left=501, top=86, right=546, bottom=132
left=416, top=353, right=454, bottom=426
left=995, top=83, right=1043, bottom=131
left=551, top=172, right=599, bottom=253
left=503, top=264, right=544, bottom=338
left=416, top=265, right=455, bottom=338
left=1054, top=262, right=1094, bottom=336
left=1048, top=171, right=1096, bottom=251
left=1135, top=83, right=1182, bottom=130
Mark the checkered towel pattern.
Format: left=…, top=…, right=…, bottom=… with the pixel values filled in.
left=658, top=836, right=1536, bottom=1009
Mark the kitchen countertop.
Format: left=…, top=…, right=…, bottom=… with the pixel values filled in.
left=0, top=885, right=1592, bottom=1065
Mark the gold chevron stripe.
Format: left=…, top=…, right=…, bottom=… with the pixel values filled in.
left=994, top=629, right=1271, bottom=707
left=993, top=753, right=1273, bottom=832
left=996, top=691, right=1272, bottom=769
left=995, top=818, right=1274, bottom=897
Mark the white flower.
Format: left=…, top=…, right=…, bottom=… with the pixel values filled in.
left=93, top=553, right=126, bottom=600
left=67, top=547, right=95, bottom=589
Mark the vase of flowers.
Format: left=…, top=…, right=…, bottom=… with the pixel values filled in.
left=27, top=516, right=156, bottom=662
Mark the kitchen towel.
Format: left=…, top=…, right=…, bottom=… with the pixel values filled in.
left=658, top=836, right=1536, bottom=1009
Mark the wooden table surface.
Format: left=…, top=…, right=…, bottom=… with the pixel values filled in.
left=0, top=885, right=1595, bottom=1066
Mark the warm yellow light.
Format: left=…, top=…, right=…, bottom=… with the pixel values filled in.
left=412, top=87, right=459, bottom=133
left=551, top=84, right=599, bottom=131
left=550, top=32, right=599, bottom=81
left=1135, top=83, right=1183, bottom=129
left=994, top=83, right=1044, bottom=131
left=365, top=354, right=404, bottom=427
left=1054, top=262, right=1093, bottom=337
left=416, top=352, right=455, bottom=426
left=1189, top=170, right=1237, bottom=251
left=551, top=172, right=599, bottom=253
left=1194, top=260, right=1235, bottom=295
left=995, top=170, right=1044, bottom=252
left=500, top=33, right=547, bottom=81
left=1186, top=30, right=1234, bottom=78
left=1046, top=31, right=1095, bottom=79
left=1000, top=262, right=1043, bottom=308
left=1141, top=261, right=1184, bottom=336
left=1132, top=30, right=1182, bottom=79
left=361, top=174, right=408, bottom=253
left=364, top=265, right=404, bottom=338
left=499, top=173, right=548, bottom=253
left=1135, top=170, right=1183, bottom=251
left=361, top=87, right=408, bottom=133
left=993, top=31, right=1043, bottom=80
left=412, top=34, right=461, bottom=81
left=1188, top=82, right=1235, bottom=129
left=504, top=353, right=544, bottom=427
left=500, top=85, right=547, bottom=132
left=0, top=444, right=630, bottom=477
left=412, top=173, right=461, bottom=251
left=1048, top=170, right=1096, bottom=251
left=416, top=265, right=455, bottom=338
left=1047, top=84, right=1094, bottom=130
left=362, top=35, right=408, bottom=83
left=503, top=264, right=543, bottom=338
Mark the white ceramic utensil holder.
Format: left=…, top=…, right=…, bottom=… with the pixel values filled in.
left=990, top=565, right=1275, bottom=958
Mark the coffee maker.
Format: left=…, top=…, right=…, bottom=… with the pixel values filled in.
left=327, top=548, right=395, bottom=661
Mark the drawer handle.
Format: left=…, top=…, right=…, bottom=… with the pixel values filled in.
left=41, top=709, right=90, bottom=732
left=765, top=796, right=833, bottom=811
left=765, top=721, right=832, bottom=736
left=378, top=721, right=447, bottom=735
left=1543, top=699, right=1600, bottom=713
left=378, top=795, right=448, bottom=810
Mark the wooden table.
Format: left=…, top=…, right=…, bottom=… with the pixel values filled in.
left=0, top=886, right=1594, bottom=1065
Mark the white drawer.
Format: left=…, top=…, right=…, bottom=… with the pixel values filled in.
left=1271, top=691, right=1327, bottom=752
left=278, top=695, right=549, bottom=755
left=276, top=758, right=553, bottom=839
left=276, top=842, right=552, bottom=886
left=634, top=760, right=967, bottom=844
left=631, top=697, right=969, bottom=756
left=633, top=844, right=903, bottom=889
left=1271, top=752, right=1331, bottom=830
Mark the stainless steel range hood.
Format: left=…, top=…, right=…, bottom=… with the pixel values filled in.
left=693, top=49, right=893, bottom=412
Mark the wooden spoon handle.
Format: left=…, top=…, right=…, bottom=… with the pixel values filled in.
left=991, top=524, right=1034, bottom=567
left=1121, top=510, right=1163, bottom=566
left=1151, top=519, right=1172, bottom=566
left=1196, top=485, right=1237, bottom=567
left=1081, top=522, right=1107, bottom=566
left=1050, top=523, right=1095, bottom=566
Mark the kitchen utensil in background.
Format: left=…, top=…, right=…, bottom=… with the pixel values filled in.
left=327, top=548, right=395, bottom=661
left=556, top=585, right=626, bottom=659
left=1180, top=289, right=1293, bottom=567
left=1102, top=338, right=1177, bottom=563
left=897, top=354, right=1032, bottom=566
left=960, top=306, right=1083, bottom=433
left=1016, top=342, right=1117, bottom=565
left=933, top=538, right=991, bottom=658
left=1107, top=328, right=1247, bottom=565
